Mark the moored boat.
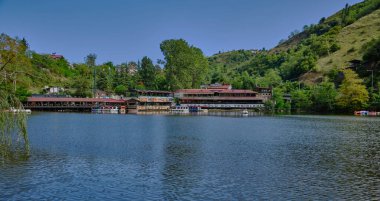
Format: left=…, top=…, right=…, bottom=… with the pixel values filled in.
left=92, top=106, right=119, bottom=114
left=242, top=109, right=249, bottom=116
left=8, top=107, right=32, bottom=114
left=170, top=106, right=190, bottom=114
left=189, top=106, right=208, bottom=113
left=354, top=110, right=379, bottom=116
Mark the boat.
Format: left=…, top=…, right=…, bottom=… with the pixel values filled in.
left=189, top=106, right=208, bottom=113
left=92, top=106, right=119, bottom=114
left=170, top=106, right=189, bottom=114
left=354, top=110, right=379, bottom=116
left=242, top=109, right=249, bottom=116
left=9, top=107, right=32, bottom=114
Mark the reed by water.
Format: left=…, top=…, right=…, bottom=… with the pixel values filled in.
left=0, top=89, right=30, bottom=163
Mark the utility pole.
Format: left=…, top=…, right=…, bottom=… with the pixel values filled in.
left=93, top=66, right=96, bottom=97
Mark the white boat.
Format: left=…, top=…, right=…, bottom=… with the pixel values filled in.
left=92, top=106, right=119, bottom=114
left=171, top=106, right=190, bottom=114
left=9, top=107, right=32, bottom=114
left=199, top=108, right=208, bottom=113
left=110, top=107, right=119, bottom=114
left=189, top=106, right=208, bottom=113
left=242, top=109, right=249, bottom=116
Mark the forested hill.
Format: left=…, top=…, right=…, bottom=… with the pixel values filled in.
left=1, top=0, right=380, bottom=113
left=208, top=0, right=380, bottom=85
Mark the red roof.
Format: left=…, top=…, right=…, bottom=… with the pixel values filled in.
left=175, top=89, right=257, bottom=94
left=27, top=97, right=125, bottom=103
left=176, top=89, right=215, bottom=94
left=219, top=90, right=257, bottom=94
left=50, top=54, right=63, bottom=59
left=180, top=97, right=263, bottom=101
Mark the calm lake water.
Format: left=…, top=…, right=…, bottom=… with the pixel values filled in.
left=1, top=113, right=380, bottom=200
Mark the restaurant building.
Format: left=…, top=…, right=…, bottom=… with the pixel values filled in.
left=126, top=90, right=174, bottom=113
left=25, top=96, right=125, bottom=112
left=174, top=84, right=269, bottom=109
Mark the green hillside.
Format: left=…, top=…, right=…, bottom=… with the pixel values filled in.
left=207, top=0, right=380, bottom=113
left=1, top=0, right=380, bottom=114
left=209, top=0, right=380, bottom=85
left=317, top=8, right=380, bottom=72
left=300, top=8, right=380, bottom=83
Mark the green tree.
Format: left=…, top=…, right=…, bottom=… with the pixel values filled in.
left=72, top=76, right=92, bottom=97
left=311, top=81, right=337, bottom=112
left=241, top=71, right=255, bottom=89
left=97, top=63, right=115, bottom=94
left=114, top=85, right=127, bottom=96
left=256, top=69, right=282, bottom=87
left=114, top=63, right=130, bottom=89
left=160, top=39, right=209, bottom=90
left=336, top=69, right=369, bottom=111
left=291, top=89, right=312, bottom=113
left=272, top=87, right=291, bottom=113
left=85, top=53, right=97, bottom=67
left=86, top=53, right=97, bottom=96
left=139, top=56, right=156, bottom=89
left=70, top=63, right=92, bottom=97
left=0, top=33, right=30, bottom=161
left=279, top=46, right=317, bottom=80
left=363, top=37, right=380, bottom=69
left=15, top=86, right=31, bottom=102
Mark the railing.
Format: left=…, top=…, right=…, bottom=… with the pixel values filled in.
left=137, top=106, right=171, bottom=110
left=137, top=96, right=174, bottom=103
left=179, top=104, right=264, bottom=108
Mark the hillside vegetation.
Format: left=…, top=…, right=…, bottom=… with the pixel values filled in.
left=208, top=0, right=380, bottom=113
left=317, top=8, right=380, bottom=72
left=1, top=0, right=380, bottom=114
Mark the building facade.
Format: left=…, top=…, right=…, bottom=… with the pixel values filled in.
left=175, top=84, right=269, bottom=109
left=25, top=96, right=125, bottom=112
left=126, top=90, right=174, bottom=113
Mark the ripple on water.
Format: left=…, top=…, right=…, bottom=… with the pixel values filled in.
left=0, top=113, right=379, bottom=200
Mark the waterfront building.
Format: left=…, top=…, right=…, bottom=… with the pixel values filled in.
left=174, top=84, right=269, bottom=109
left=25, top=96, right=125, bottom=112
left=254, top=87, right=272, bottom=102
left=126, top=90, right=174, bottom=113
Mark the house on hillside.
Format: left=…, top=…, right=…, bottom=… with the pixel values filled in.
left=42, top=86, right=65, bottom=95
left=49, top=53, right=63, bottom=59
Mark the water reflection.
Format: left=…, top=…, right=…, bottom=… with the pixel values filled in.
left=0, top=113, right=379, bottom=200
left=278, top=116, right=380, bottom=200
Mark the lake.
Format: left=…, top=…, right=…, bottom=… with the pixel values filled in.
left=1, top=113, right=379, bottom=200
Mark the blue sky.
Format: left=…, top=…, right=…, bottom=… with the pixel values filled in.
left=0, top=0, right=363, bottom=64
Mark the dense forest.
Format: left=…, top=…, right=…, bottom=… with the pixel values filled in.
left=1, top=0, right=380, bottom=114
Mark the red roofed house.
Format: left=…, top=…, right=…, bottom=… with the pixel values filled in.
left=50, top=53, right=64, bottom=59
